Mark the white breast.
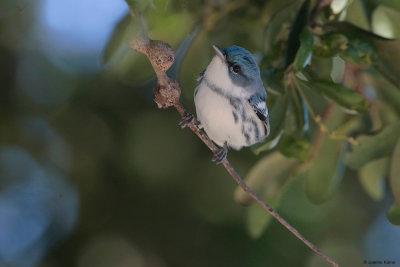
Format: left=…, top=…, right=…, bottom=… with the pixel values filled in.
left=194, top=81, right=265, bottom=150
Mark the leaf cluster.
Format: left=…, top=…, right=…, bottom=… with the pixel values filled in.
left=106, top=0, right=400, bottom=237
left=244, top=0, right=400, bottom=236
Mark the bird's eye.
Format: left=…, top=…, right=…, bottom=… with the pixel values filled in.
left=232, top=64, right=241, bottom=73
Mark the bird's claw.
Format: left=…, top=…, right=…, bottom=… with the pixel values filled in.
left=179, top=113, right=201, bottom=128
left=212, top=143, right=228, bottom=164
left=179, top=113, right=194, bottom=128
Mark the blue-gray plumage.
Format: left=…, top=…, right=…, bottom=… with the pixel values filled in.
left=193, top=45, right=270, bottom=162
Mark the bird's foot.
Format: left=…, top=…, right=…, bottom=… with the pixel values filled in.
left=212, top=142, right=228, bottom=164
left=179, top=112, right=201, bottom=128
left=179, top=113, right=194, bottom=128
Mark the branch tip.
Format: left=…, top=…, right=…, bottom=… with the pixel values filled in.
left=153, top=79, right=181, bottom=108
left=131, top=38, right=175, bottom=72
left=131, top=37, right=150, bottom=54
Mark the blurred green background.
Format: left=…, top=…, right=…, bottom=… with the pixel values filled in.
left=1, top=0, right=400, bottom=266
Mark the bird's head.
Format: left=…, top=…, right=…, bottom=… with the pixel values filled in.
left=204, top=45, right=262, bottom=97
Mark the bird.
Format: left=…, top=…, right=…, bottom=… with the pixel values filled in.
left=180, top=45, right=270, bottom=163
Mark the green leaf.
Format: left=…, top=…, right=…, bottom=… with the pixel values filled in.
left=313, top=33, right=348, bottom=58
left=387, top=202, right=400, bottom=225
left=278, top=134, right=311, bottom=161
left=277, top=90, right=311, bottom=161
left=345, top=0, right=370, bottom=29
left=390, top=137, right=400, bottom=207
left=330, top=0, right=354, bottom=14
left=302, top=106, right=352, bottom=204
left=372, top=6, right=400, bottom=39
left=246, top=202, right=278, bottom=239
left=262, top=68, right=285, bottom=95
left=304, top=57, right=334, bottom=81
left=377, top=76, right=400, bottom=118
left=235, top=152, right=298, bottom=238
left=345, top=122, right=400, bottom=169
left=339, top=37, right=377, bottom=64
left=373, top=39, right=400, bottom=90
left=330, top=56, right=346, bottom=83
left=167, top=26, right=200, bottom=79
left=360, top=0, right=377, bottom=24
left=359, top=158, right=389, bottom=200
left=284, top=0, right=310, bottom=68
left=262, top=38, right=288, bottom=70
left=234, top=152, right=298, bottom=206
left=293, top=27, right=314, bottom=72
left=251, top=134, right=281, bottom=155
left=369, top=0, right=400, bottom=12
left=297, top=79, right=368, bottom=112
left=103, top=13, right=132, bottom=63
left=305, top=138, right=347, bottom=204
left=263, top=1, right=298, bottom=53
left=290, top=87, right=309, bottom=132
left=324, top=21, right=388, bottom=40
left=324, top=21, right=400, bottom=89
left=125, top=0, right=135, bottom=9
left=267, top=93, right=289, bottom=138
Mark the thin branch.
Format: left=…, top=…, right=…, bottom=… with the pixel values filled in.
left=307, top=102, right=334, bottom=162
left=290, top=73, right=358, bottom=146
left=130, top=36, right=338, bottom=267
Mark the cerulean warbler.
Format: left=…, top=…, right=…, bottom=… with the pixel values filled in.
left=187, top=45, right=270, bottom=163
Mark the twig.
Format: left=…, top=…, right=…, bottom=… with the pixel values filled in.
left=290, top=73, right=358, bottom=146
left=307, top=102, right=334, bottom=162
left=130, top=36, right=339, bottom=267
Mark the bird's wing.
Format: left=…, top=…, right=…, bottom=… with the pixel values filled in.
left=248, top=93, right=270, bottom=136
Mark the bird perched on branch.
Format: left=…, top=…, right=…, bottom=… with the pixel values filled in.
left=181, top=45, right=270, bottom=163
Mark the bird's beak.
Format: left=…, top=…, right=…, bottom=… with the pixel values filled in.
left=212, top=45, right=225, bottom=62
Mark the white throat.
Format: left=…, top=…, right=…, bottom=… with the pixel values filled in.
left=204, top=55, right=252, bottom=99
